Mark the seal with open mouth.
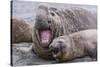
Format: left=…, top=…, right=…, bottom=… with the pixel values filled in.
left=32, top=4, right=97, bottom=59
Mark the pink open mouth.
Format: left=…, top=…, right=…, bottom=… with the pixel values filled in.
left=39, top=30, right=52, bottom=48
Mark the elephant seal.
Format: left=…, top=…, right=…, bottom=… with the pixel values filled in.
left=49, top=29, right=97, bottom=62
left=11, top=17, right=32, bottom=43
left=32, top=4, right=97, bottom=59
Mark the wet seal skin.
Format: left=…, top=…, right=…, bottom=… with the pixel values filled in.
left=32, top=4, right=97, bottom=59
left=49, top=29, right=97, bottom=62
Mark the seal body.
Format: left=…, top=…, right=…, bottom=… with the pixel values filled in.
left=49, top=29, right=97, bottom=62
left=11, top=17, right=32, bottom=43
left=32, top=4, right=97, bottom=59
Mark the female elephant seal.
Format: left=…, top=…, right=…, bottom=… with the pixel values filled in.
left=49, top=29, right=97, bottom=62
left=11, top=17, right=32, bottom=43
left=32, top=4, right=97, bottom=59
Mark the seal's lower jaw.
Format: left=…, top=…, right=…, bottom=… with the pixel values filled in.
left=37, top=28, right=53, bottom=48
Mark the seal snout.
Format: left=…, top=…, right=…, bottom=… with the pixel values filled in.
left=49, top=45, right=58, bottom=54
left=49, top=41, right=63, bottom=53
left=49, top=40, right=65, bottom=59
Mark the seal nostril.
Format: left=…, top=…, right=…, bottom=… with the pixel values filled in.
left=53, top=47, right=59, bottom=54
left=48, top=20, right=51, bottom=24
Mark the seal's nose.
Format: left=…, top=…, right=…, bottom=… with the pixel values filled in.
left=49, top=44, right=60, bottom=54
left=53, top=47, right=60, bottom=54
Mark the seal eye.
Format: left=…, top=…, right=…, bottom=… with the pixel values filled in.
left=50, top=12, right=55, bottom=16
